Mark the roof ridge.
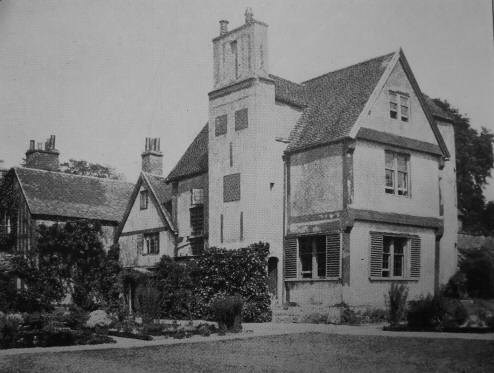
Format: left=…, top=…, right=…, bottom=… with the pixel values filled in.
left=302, top=51, right=395, bottom=85
left=15, top=166, right=132, bottom=185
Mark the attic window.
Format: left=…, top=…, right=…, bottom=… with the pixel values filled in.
left=389, top=91, right=409, bottom=122
left=140, top=190, right=149, bottom=210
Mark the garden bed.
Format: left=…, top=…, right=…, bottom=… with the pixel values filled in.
left=383, top=325, right=494, bottom=333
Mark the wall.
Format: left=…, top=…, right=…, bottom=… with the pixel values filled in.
left=289, top=143, right=343, bottom=219
left=436, top=119, right=458, bottom=284
left=352, top=140, right=440, bottom=217
left=119, top=230, right=174, bottom=268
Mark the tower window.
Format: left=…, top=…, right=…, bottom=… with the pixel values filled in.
left=235, top=108, right=248, bottom=131
left=215, top=114, right=227, bottom=136
left=231, top=40, right=238, bottom=79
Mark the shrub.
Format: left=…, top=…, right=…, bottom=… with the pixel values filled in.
left=210, top=295, right=243, bottom=332
left=341, top=307, right=360, bottom=325
left=458, top=247, right=494, bottom=298
left=407, top=294, right=445, bottom=329
left=85, top=310, right=112, bottom=329
left=443, top=271, right=468, bottom=298
left=135, top=281, right=162, bottom=324
left=386, top=283, right=409, bottom=326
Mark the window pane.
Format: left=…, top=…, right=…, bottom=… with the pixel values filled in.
left=398, top=172, right=407, bottom=189
left=299, top=238, right=312, bottom=278
left=393, top=254, right=403, bottom=276
left=385, top=151, right=395, bottom=168
left=400, top=95, right=408, bottom=105
left=397, top=155, right=408, bottom=171
left=390, top=102, right=398, bottom=111
left=401, top=105, right=409, bottom=116
left=389, top=92, right=397, bottom=102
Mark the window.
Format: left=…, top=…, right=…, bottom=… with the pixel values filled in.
left=382, top=236, right=408, bottom=278
left=140, top=190, right=148, bottom=209
left=190, top=205, right=204, bottom=236
left=299, top=236, right=326, bottom=279
left=370, top=232, right=421, bottom=279
left=230, top=40, right=238, bottom=79
left=235, top=108, right=248, bottom=131
left=215, top=114, right=227, bottom=136
left=143, top=233, right=159, bottom=255
left=191, top=188, right=204, bottom=205
left=385, top=151, right=409, bottom=196
left=229, top=142, right=233, bottom=167
left=223, top=173, right=241, bottom=202
left=389, top=91, right=409, bottom=122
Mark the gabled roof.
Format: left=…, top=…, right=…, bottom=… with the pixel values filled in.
left=286, top=52, right=395, bottom=153
left=116, top=172, right=177, bottom=238
left=13, top=167, right=133, bottom=223
left=166, top=123, right=209, bottom=182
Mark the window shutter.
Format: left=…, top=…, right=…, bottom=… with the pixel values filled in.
left=284, top=238, right=297, bottom=279
left=370, top=232, right=383, bottom=278
left=326, top=233, right=341, bottom=278
left=410, top=236, right=421, bottom=278
left=136, top=234, right=144, bottom=255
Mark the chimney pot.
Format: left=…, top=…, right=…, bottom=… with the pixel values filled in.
left=142, top=137, right=163, bottom=175
left=245, top=7, right=254, bottom=24
left=219, top=20, right=229, bottom=35
left=29, top=140, right=35, bottom=151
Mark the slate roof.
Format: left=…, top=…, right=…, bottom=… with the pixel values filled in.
left=286, top=52, right=395, bottom=152
left=14, top=167, right=133, bottom=223
left=166, top=123, right=209, bottom=182
left=145, top=173, right=172, bottom=204
left=270, top=74, right=307, bottom=108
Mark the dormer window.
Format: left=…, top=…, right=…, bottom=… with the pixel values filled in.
left=389, top=91, right=409, bottom=122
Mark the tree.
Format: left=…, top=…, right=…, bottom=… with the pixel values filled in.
left=59, top=159, right=125, bottom=180
left=432, top=99, right=494, bottom=234
left=12, top=220, right=122, bottom=311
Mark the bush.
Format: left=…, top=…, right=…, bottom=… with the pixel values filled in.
left=85, top=310, right=112, bottom=329
left=407, top=294, right=445, bottom=329
left=386, top=283, right=409, bottom=326
left=443, top=271, right=468, bottom=298
left=458, top=247, right=494, bottom=298
left=210, top=295, right=243, bottom=332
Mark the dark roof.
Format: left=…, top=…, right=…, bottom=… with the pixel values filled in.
left=144, top=173, right=172, bottom=204
left=270, top=74, right=307, bottom=108
left=286, top=52, right=395, bottom=152
left=14, top=167, right=133, bottom=223
left=166, top=123, right=209, bottom=182
left=423, top=95, right=455, bottom=122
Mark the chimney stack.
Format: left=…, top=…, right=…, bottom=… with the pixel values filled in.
left=219, top=20, right=229, bottom=35
left=141, top=137, right=163, bottom=175
left=25, top=135, right=60, bottom=171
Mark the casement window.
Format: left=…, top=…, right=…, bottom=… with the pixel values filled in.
left=389, top=91, right=409, bottom=122
left=385, top=150, right=410, bottom=196
left=191, top=188, right=204, bottom=206
left=215, top=114, right=227, bottom=136
left=223, top=173, right=241, bottom=202
left=143, top=233, right=160, bottom=255
left=235, top=108, right=248, bottom=131
left=284, top=234, right=341, bottom=280
left=370, top=232, right=421, bottom=280
left=140, top=190, right=148, bottom=209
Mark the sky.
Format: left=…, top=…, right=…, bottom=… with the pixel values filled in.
left=0, top=0, right=493, bottom=194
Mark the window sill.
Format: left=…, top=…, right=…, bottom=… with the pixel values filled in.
left=369, top=277, right=419, bottom=282
left=285, top=277, right=341, bottom=283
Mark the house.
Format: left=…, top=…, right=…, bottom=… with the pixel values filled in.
left=117, top=9, right=458, bottom=308
left=118, top=133, right=208, bottom=269
left=0, top=136, right=134, bottom=260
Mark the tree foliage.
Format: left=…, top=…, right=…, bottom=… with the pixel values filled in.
left=60, top=159, right=124, bottom=180
left=432, top=99, right=494, bottom=233
left=10, top=220, right=122, bottom=312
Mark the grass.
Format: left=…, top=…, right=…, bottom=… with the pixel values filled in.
left=1, top=332, right=493, bottom=372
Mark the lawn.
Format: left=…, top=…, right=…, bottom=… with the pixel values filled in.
left=1, top=332, right=493, bottom=373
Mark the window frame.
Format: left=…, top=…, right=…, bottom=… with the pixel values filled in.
left=381, top=235, right=409, bottom=279
left=140, top=190, right=149, bottom=210
left=385, top=150, right=410, bottom=197
left=234, top=108, right=248, bottom=131
left=298, top=235, right=327, bottom=279
left=215, top=114, right=227, bottom=136
left=389, top=90, right=410, bottom=122
left=143, top=232, right=159, bottom=255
